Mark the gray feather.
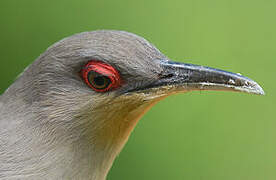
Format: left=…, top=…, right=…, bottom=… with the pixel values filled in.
left=0, top=30, right=165, bottom=180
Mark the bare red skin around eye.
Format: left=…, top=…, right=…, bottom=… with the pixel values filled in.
left=81, top=61, right=122, bottom=92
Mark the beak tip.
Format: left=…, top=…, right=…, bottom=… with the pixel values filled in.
left=254, top=83, right=265, bottom=95
left=243, top=80, right=265, bottom=96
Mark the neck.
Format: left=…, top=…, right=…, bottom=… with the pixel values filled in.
left=1, top=79, right=163, bottom=179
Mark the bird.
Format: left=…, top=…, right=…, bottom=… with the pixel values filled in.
left=0, top=30, right=264, bottom=180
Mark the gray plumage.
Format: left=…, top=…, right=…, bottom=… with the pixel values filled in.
left=0, top=30, right=264, bottom=180
left=0, top=31, right=166, bottom=179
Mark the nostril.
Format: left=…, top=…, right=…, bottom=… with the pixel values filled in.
left=158, top=73, right=174, bottom=79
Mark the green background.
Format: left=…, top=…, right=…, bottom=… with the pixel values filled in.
left=0, top=0, right=275, bottom=179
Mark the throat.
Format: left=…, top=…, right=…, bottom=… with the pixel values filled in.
left=74, top=98, right=159, bottom=179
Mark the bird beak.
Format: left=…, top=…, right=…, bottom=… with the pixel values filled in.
left=137, top=60, right=264, bottom=95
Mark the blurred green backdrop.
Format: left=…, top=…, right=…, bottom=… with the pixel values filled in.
left=0, top=0, right=275, bottom=180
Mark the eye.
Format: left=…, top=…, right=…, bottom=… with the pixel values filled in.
left=87, top=71, right=111, bottom=90
left=81, top=61, right=121, bottom=92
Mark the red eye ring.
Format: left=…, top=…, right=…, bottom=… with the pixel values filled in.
left=81, top=61, right=121, bottom=92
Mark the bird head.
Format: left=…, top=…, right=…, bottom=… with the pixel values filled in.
left=3, top=30, right=264, bottom=179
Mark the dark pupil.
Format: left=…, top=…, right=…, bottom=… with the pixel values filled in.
left=88, top=71, right=111, bottom=89
left=94, top=76, right=105, bottom=86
